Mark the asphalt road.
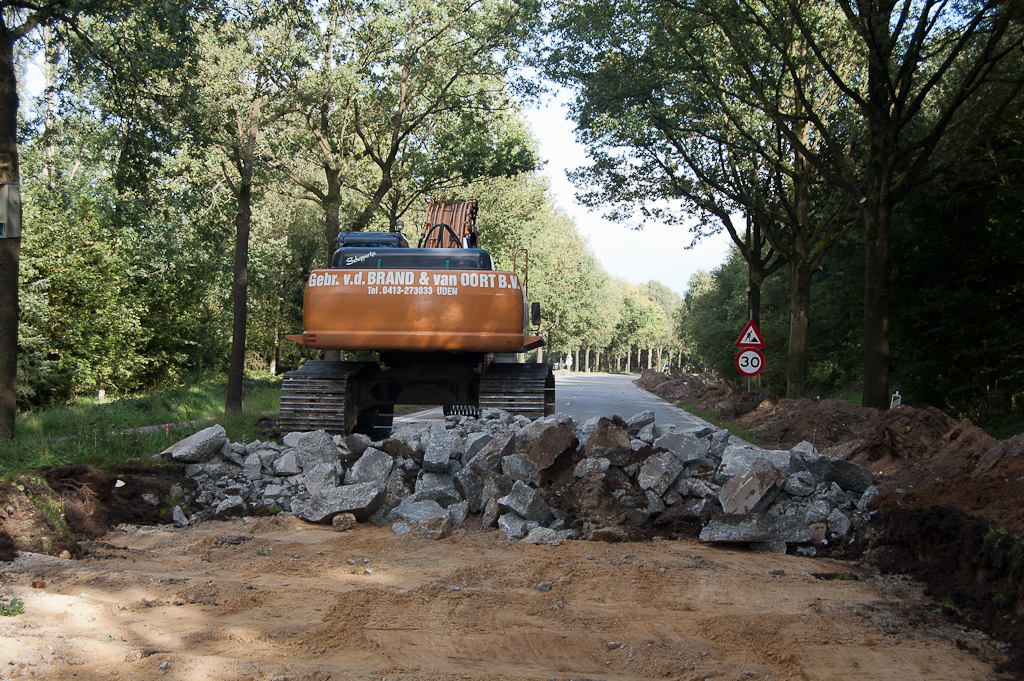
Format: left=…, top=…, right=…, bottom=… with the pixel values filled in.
left=554, top=372, right=711, bottom=428
left=395, top=372, right=715, bottom=433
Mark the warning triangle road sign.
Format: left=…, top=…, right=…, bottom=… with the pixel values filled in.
left=734, top=319, right=766, bottom=347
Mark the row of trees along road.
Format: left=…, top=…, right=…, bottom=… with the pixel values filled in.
left=544, top=0, right=1024, bottom=407
left=0, top=0, right=695, bottom=440
left=473, top=174, right=688, bottom=376
left=684, top=105, right=1024, bottom=435
left=7, top=0, right=1020, bottom=437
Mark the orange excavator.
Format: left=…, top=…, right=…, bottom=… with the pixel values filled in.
left=280, top=198, right=554, bottom=436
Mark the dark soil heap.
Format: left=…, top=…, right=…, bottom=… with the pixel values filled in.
left=0, top=466, right=193, bottom=560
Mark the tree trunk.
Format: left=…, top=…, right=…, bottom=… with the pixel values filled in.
left=584, top=347, right=590, bottom=373
left=43, top=26, right=56, bottom=186
left=739, top=212, right=782, bottom=326
left=862, top=203, right=891, bottom=408
left=595, top=350, right=601, bottom=373
left=786, top=126, right=812, bottom=400
left=573, top=348, right=579, bottom=374
left=787, top=260, right=812, bottom=399
left=225, top=97, right=262, bottom=415
left=615, top=355, right=620, bottom=372
left=859, top=28, right=896, bottom=409
left=747, top=277, right=762, bottom=327
left=352, top=166, right=394, bottom=233
left=225, top=172, right=252, bottom=415
left=323, top=166, right=343, bottom=264
left=625, top=348, right=631, bottom=373
left=270, top=259, right=284, bottom=375
left=0, top=27, right=20, bottom=439
left=0, top=236, right=17, bottom=440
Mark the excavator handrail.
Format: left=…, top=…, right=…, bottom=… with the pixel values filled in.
left=513, top=247, right=528, bottom=298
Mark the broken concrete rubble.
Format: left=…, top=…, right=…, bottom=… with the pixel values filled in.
left=159, top=424, right=228, bottom=463
left=583, top=416, right=633, bottom=465
left=498, top=480, right=554, bottom=525
left=699, top=514, right=814, bottom=544
left=290, top=482, right=385, bottom=523
left=718, top=459, right=785, bottom=515
left=345, top=448, right=392, bottom=485
left=636, top=452, right=685, bottom=496
left=654, top=432, right=711, bottom=463
left=158, top=405, right=875, bottom=556
left=789, top=451, right=874, bottom=493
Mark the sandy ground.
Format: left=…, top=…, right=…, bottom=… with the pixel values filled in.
left=0, top=516, right=1008, bottom=681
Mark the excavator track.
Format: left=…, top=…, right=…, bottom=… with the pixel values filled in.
left=478, top=363, right=555, bottom=419
left=279, top=361, right=370, bottom=435
left=280, top=360, right=552, bottom=435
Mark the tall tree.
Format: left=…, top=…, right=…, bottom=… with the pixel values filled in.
left=194, top=1, right=302, bottom=413
left=544, top=0, right=857, bottom=398
left=275, top=0, right=541, bottom=259
left=0, top=0, right=199, bottom=438
left=677, top=0, right=1024, bottom=407
left=611, top=283, right=669, bottom=374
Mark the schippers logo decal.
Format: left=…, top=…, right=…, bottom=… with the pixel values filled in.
left=345, top=251, right=376, bottom=266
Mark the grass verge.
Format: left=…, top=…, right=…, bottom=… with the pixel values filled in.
left=674, top=403, right=760, bottom=443
left=1, top=374, right=282, bottom=475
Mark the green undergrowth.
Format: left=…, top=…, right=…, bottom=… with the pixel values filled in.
left=24, top=478, right=73, bottom=536
left=0, top=375, right=282, bottom=475
left=985, top=527, right=1024, bottom=612
left=0, top=599, right=25, bottom=617
left=675, top=404, right=760, bottom=443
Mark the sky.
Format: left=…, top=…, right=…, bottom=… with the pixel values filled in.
left=521, top=92, right=734, bottom=299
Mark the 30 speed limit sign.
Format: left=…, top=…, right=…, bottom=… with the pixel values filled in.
left=734, top=347, right=765, bottom=377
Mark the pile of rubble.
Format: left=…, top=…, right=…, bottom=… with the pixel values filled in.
left=157, top=410, right=877, bottom=555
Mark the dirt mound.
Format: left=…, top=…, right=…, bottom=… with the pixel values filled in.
left=641, top=371, right=997, bottom=496
left=975, top=432, right=1024, bottom=475
left=694, top=379, right=778, bottom=421
left=42, top=465, right=194, bottom=538
left=878, top=433, right=1024, bottom=532
left=0, top=465, right=194, bottom=560
left=0, top=482, right=78, bottom=559
left=868, top=503, right=1024, bottom=677
left=637, top=369, right=718, bottom=404
left=748, top=397, right=876, bottom=448
left=856, top=405, right=959, bottom=461
left=865, top=419, right=999, bottom=492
